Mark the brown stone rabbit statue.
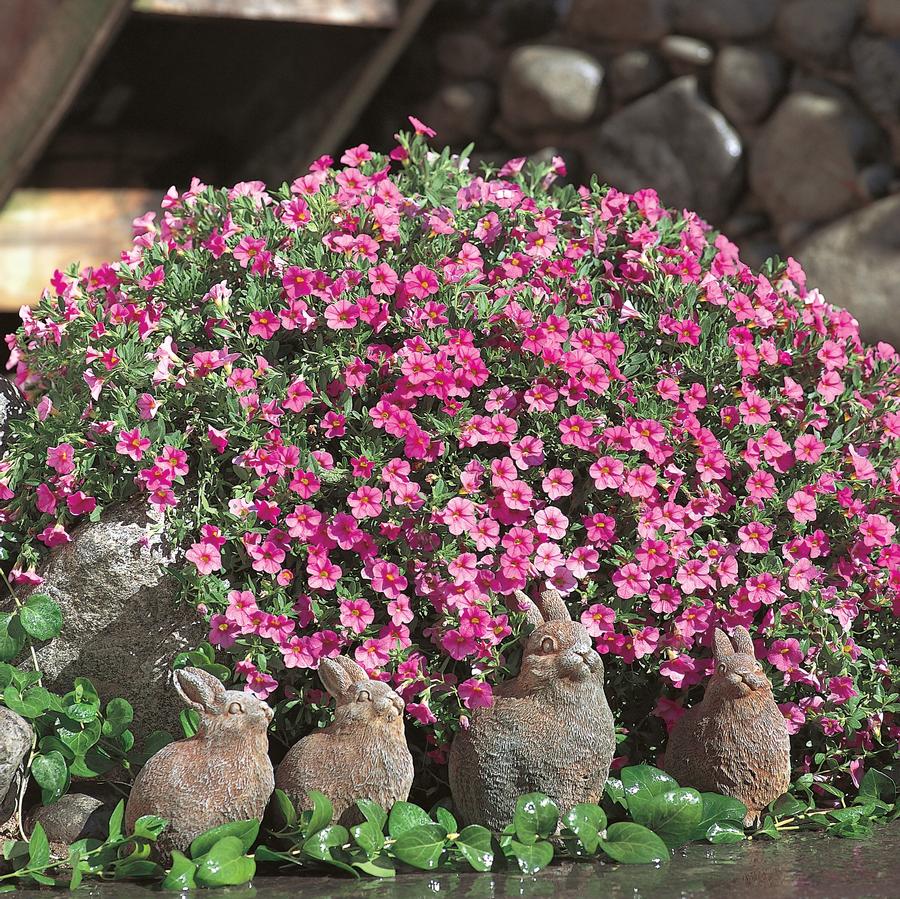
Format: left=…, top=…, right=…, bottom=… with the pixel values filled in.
left=275, top=656, right=414, bottom=826
left=664, top=626, right=791, bottom=826
left=124, top=667, right=274, bottom=863
left=449, top=587, right=616, bottom=830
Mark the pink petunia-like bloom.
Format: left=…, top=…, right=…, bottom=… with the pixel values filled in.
left=612, top=562, right=650, bottom=599
left=307, top=556, right=341, bottom=591
left=458, top=677, right=494, bottom=710
left=738, top=521, right=773, bottom=554
left=827, top=675, right=858, bottom=705
left=403, top=264, right=440, bottom=299
left=116, top=428, right=151, bottom=462
left=786, top=489, right=817, bottom=524
left=442, top=627, right=477, bottom=660
left=534, top=506, right=569, bottom=540
left=47, top=443, right=77, bottom=474
left=339, top=598, right=375, bottom=635
left=859, top=513, right=896, bottom=548
left=186, top=540, right=222, bottom=575
left=581, top=602, right=615, bottom=637
left=249, top=309, right=280, bottom=340
left=209, top=613, right=240, bottom=649
left=443, top=497, right=478, bottom=535
left=768, top=637, right=803, bottom=672
left=347, top=486, right=383, bottom=520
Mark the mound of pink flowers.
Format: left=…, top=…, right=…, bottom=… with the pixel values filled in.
left=2, top=119, right=898, bottom=789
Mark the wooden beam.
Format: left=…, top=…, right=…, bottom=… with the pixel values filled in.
left=0, top=0, right=131, bottom=209
left=133, top=0, right=399, bottom=27
left=0, top=189, right=161, bottom=312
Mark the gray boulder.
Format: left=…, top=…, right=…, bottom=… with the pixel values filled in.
left=608, top=50, right=668, bottom=105
left=794, top=195, right=900, bottom=348
left=672, top=0, right=777, bottom=39
left=587, top=76, right=743, bottom=222
left=850, top=35, right=900, bottom=125
left=27, top=793, right=111, bottom=844
left=750, top=92, right=879, bottom=226
left=500, top=46, right=604, bottom=129
left=659, top=35, right=715, bottom=71
left=0, top=707, right=31, bottom=824
left=423, top=82, right=494, bottom=145
left=567, top=0, right=673, bottom=42
left=866, top=0, right=900, bottom=37
left=713, top=45, right=785, bottom=125
left=436, top=31, right=496, bottom=80
left=13, top=497, right=206, bottom=743
left=775, top=0, right=861, bottom=66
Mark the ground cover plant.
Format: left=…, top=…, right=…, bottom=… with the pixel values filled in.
left=0, top=120, right=897, bottom=885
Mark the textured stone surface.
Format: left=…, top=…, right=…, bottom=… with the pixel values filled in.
left=12, top=498, right=206, bottom=742
left=567, top=0, right=672, bottom=42
left=435, top=31, right=495, bottom=80
left=608, top=50, right=668, bottom=105
left=851, top=35, right=900, bottom=124
left=500, top=45, right=603, bottom=129
left=423, top=82, right=494, bottom=144
left=776, top=0, right=861, bottom=65
left=750, top=92, right=878, bottom=225
left=660, top=35, right=714, bottom=70
left=866, top=0, right=900, bottom=36
left=713, top=46, right=785, bottom=125
left=0, top=707, right=31, bottom=824
left=588, top=76, right=743, bottom=222
left=794, top=195, right=900, bottom=347
left=672, top=0, right=777, bottom=39
left=0, top=379, right=26, bottom=460
left=27, top=793, right=111, bottom=844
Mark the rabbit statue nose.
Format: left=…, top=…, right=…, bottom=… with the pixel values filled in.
left=742, top=672, right=768, bottom=691
left=377, top=696, right=402, bottom=718
left=579, top=648, right=601, bottom=672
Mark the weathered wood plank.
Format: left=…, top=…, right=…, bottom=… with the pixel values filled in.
left=0, top=0, right=131, bottom=208
left=133, top=0, right=398, bottom=27
left=0, top=189, right=160, bottom=312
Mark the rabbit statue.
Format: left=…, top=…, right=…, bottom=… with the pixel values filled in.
left=124, top=667, right=274, bottom=863
left=663, top=626, right=791, bottom=826
left=449, top=587, right=616, bottom=830
left=275, top=656, right=414, bottom=826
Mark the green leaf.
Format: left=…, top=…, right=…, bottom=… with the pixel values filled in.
left=705, top=822, right=746, bottom=844
left=507, top=838, right=554, bottom=874
left=3, top=684, right=51, bottom=718
left=620, top=765, right=678, bottom=819
left=305, top=789, right=333, bottom=836
left=633, top=788, right=703, bottom=848
left=19, top=593, right=63, bottom=641
left=68, top=848, right=83, bottom=890
left=769, top=793, right=806, bottom=817
left=434, top=805, right=458, bottom=834
left=102, top=698, right=133, bottom=738
left=273, top=788, right=297, bottom=828
left=387, top=801, right=432, bottom=838
left=562, top=803, right=607, bottom=854
left=599, top=822, right=669, bottom=864
left=696, top=792, right=748, bottom=838
left=302, top=824, right=355, bottom=874
left=350, top=820, right=384, bottom=856
left=357, top=798, right=387, bottom=832
left=161, top=850, right=197, bottom=889
left=0, top=612, right=25, bottom=661
left=859, top=769, right=896, bottom=805
left=604, top=776, right=626, bottom=807
left=195, top=836, right=255, bottom=887
left=391, top=823, right=448, bottom=870
left=354, top=853, right=396, bottom=877
left=107, top=800, right=125, bottom=841
left=57, top=717, right=101, bottom=755
left=31, top=751, right=68, bottom=804
left=455, top=824, right=494, bottom=872
left=28, top=822, right=50, bottom=869
left=190, top=819, right=259, bottom=858
left=513, top=792, right=559, bottom=845
left=132, top=814, right=168, bottom=840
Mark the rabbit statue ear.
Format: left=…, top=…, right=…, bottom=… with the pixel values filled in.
left=174, top=667, right=227, bottom=714
left=730, top=626, right=755, bottom=657
left=332, top=655, right=369, bottom=684
left=318, top=658, right=355, bottom=698
left=536, top=587, right=571, bottom=622
left=512, top=589, right=544, bottom=629
left=712, top=628, right=735, bottom=662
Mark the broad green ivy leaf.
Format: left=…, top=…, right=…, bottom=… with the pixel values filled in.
left=132, top=814, right=168, bottom=840
left=706, top=822, right=746, bottom=844
left=858, top=769, right=896, bottom=805
left=434, top=805, right=458, bottom=834
left=391, top=823, right=448, bottom=870
left=57, top=718, right=101, bottom=755
left=635, top=788, right=703, bottom=848
left=107, top=800, right=125, bottom=841
left=768, top=793, right=806, bottom=818
left=302, top=824, right=349, bottom=862
left=599, top=822, right=669, bottom=864
left=4, top=684, right=52, bottom=719
left=350, top=820, right=384, bottom=856
left=190, top=819, right=259, bottom=859
left=0, top=613, right=25, bottom=662
left=387, top=801, right=431, bottom=838
left=31, top=751, right=68, bottom=804
left=356, top=798, right=387, bottom=832
left=513, top=793, right=559, bottom=845
left=620, top=765, right=678, bottom=819
left=194, top=836, right=255, bottom=887
left=28, top=822, right=50, bottom=869
left=305, top=790, right=333, bottom=836
left=507, top=838, right=554, bottom=874
left=273, top=788, right=297, bottom=829
left=696, top=792, right=748, bottom=839
left=354, top=853, right=395, bottom=877
left=455, top=824, right=494, bottom=872
left=562, top=803, right=607, bottom=854
left=19, top=594, right=63, bottom=641
left=161, top=851, right=197, bottom=889
left=101, top=698, right=134, bottom=738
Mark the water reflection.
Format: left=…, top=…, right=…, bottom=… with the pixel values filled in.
left=8, top=824, right=900, bottom=899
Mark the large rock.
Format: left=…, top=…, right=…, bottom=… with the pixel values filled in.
left=749, top=92, right=879, bottom=226
left=500, top=46, right=603, bottom=129
left=672, top=0, right=777, bottom=39
left=435, top=31, right=496, bottom=80
left=866, top=0, right=900, bottom=37
left=587, top=76, right=743, bottom=222
left=794, top=196, right=900, bottom=348
left=567, top=0, right=672, bottom=42
left=713, top=46, right=785, bottom=125
left=423, top=82, right=494, bottom=144
left=775, top=0, right=861, bottom=66
left=13, top=498, right=206, bottom=742
left=0, top=379, right=27, bottom=460
left=27, top=793, right=111, bottom=844
left=608, top=50, right=668, bottom=105
left=850, top=35, right=900, bottom=124
left=0, top=707, right=31, bottom=823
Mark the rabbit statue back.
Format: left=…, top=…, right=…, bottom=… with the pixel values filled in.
left=663, top=626, right=790, bottom=825
left=449, top=588, right=615, bottom=830
left=275, top=656, right=414, bottom=826
left=124, top=667, right=274, bottom=862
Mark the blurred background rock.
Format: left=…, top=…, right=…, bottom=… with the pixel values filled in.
left=0, top=0, right=897, bottom=359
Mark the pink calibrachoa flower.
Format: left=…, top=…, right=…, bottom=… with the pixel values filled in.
left=116, top=428, right=151, bottom=462
left=458, top=677, right=493, bottom=710
left=859, top=513, right=896, bottom=548
left=339, top=598, right=375, bottom=635
left=738, top=521, right=773, bottom=554
left=581, top=603, right=615, bottom=637
left=186, top=540, right=222, bottom=575
left=768, top=638, right=803, bottom=672
left=47, top=442, right=76, bottom=474
left=612, top=563, right=650, bottom=599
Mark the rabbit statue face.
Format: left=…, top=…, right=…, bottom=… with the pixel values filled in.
left=320, top=657, right=405, bottom=730
left=174, top=667, right=274, bottom=740
left=705, top=627, right=772, bottom=701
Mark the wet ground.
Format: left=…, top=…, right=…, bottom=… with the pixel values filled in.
left=9, top=823, right=900, bottom=898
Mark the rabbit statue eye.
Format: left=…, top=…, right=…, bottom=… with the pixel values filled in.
left=228, top=701, right=243, bottom=714
left=717, top=663, right=727, bottom=674
left=540, top=637, right=556, bottom=654
left=356, top=690, right=371, bottom=702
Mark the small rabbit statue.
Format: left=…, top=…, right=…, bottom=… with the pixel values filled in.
left=449, top=587, right=616, bottom=830
left=275, top=656, right=414, bottom=826
left=663, top=626, right=791, bottom=826
left=124, top=667, right=274, bottom=863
